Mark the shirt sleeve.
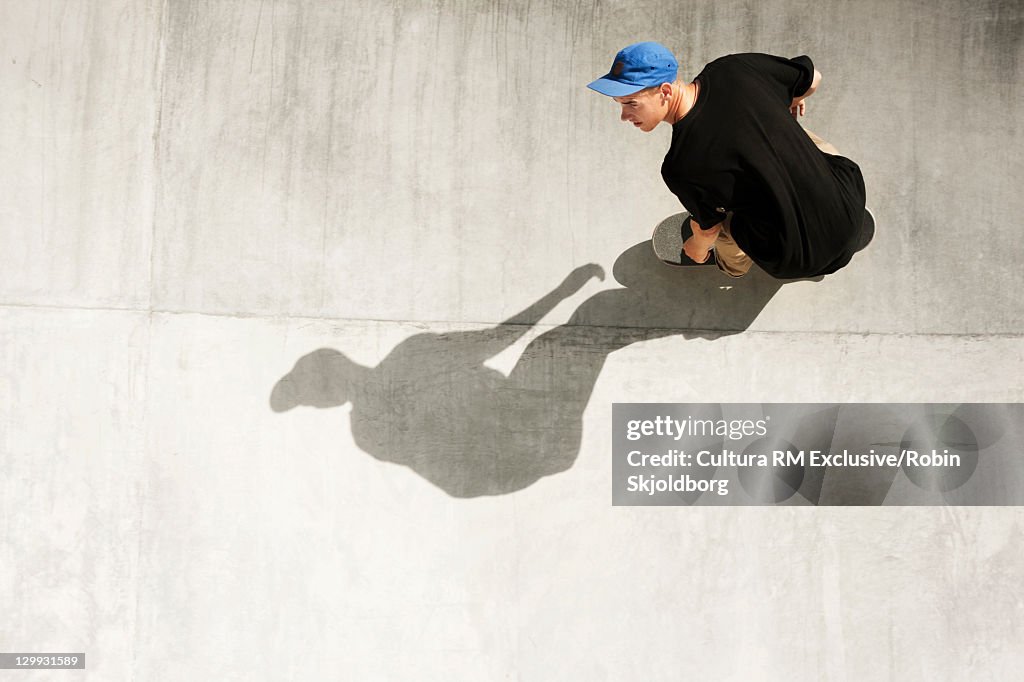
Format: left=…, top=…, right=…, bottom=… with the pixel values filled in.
left=688, top=201, right=721, bottom=231
left=669, top=184, right=720, bottom=230
left=733, top=53, right=815, bottom=100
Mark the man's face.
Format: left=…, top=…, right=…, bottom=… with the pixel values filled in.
left=613, top=88, right=664, bottom=132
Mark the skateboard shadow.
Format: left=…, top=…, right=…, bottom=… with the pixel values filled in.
left=270, top=237, right=800, bottom=498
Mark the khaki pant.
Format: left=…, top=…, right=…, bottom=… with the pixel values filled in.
left=713, top=128, right=838, bottom=278
left=713, top=212, right=752, bottom=278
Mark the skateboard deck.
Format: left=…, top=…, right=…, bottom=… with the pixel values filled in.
left=651, top=213, right=716, bottom=267
left=652, top=208, right=875, bottom=267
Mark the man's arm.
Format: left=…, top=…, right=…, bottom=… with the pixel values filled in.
left=790, top=69, right=821, bottom=118
left=682, top=218, right=722, bottom=263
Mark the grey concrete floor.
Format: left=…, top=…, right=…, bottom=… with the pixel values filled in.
left=2, top=0, right=1023, bottom=680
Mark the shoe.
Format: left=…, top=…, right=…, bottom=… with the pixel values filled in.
left=855, top=207, right=875, bottom=252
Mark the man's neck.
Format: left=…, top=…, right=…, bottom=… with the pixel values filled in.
left=667, top=81, right=698, bottom=125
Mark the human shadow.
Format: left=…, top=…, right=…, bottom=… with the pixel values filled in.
left=271, top=217, right=805, bottom=497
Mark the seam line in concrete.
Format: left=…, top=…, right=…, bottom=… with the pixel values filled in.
left=1, top=301, right=1022, bottom=340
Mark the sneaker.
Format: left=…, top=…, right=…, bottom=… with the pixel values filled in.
left=855, top=207, right=875, bottom=252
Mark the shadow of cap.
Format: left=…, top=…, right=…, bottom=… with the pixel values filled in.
left=270, top=348, right=352, bottom=412
left=270, top=375, right=301, bottom=412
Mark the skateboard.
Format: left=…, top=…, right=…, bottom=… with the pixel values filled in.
left=651, top=213, right=716, bottom=267
left=652, top=208, right=875, bottom=266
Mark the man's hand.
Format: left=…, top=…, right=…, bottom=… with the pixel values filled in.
left=682, top=218, right=721, bottom=263
left=790, top=68, right=822, bottom=118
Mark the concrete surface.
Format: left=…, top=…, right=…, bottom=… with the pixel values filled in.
left=1, top=0, right=1022, bottom=679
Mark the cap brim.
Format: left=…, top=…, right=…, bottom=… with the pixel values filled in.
left=586, top=77, right=645, bottom=97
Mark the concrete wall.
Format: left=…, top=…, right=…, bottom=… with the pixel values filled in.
left=2, top=1, right=1022, bottom=680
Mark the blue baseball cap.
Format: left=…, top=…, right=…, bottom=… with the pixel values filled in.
left=587, top=42, right=679, bottom=97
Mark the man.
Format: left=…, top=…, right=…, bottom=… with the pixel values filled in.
left=587, top=41, right=868, bottom=279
